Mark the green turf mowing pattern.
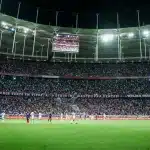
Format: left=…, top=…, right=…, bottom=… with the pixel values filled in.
left=0, top=120, right=150, bottom=150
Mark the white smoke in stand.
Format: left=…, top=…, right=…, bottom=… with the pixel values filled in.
left=56, top=97, right=61, bottom=103
left=71, top=105, right=80, bottom=112
left=70, top=92, right=79, bottom=104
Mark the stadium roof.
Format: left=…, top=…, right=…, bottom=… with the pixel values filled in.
left=0, top=13, right=150, bottom=62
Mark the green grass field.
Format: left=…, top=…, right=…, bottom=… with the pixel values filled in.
left=0, top=120, right=150, bottom=150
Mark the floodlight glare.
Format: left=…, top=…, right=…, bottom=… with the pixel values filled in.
left=143, top=30, right=149, bottom=37
left=33, top=30, right=36, bottom=36
left=24, top=28, right=29, bottom=34
left=1, top=21, right=9, bottom=30
left=128, top=32, right=134, bottom=38
left=120, top=33, right=124, bottom=37
left=5, top=26, right=8, bottom=29
left=1, top=21, right=7, bottom=26
left=11, top=28, right=15, bottom=32
left=101, top=34, right=114, bottom=42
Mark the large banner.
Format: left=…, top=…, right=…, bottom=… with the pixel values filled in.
left=1, top=91, right=150, bottom=98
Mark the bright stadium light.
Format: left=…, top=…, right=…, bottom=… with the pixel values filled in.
left=143, top=30, right=149, bottom=37
left=11, top=28, right=15, bottom=32
left=128, top=32, right=134, bottom=38
left=24, top=28, right=29, bottom=34
left=33, top=30, right=36, bottom=36
left=120, top=33, right=124, bottom=37
left=101, top=34, right=114, bottom=42
left=1, top=21, right=8, bottom=29
left=5, top=26, right=8, bottom=29
left=1, top=21, right=7, bottom=26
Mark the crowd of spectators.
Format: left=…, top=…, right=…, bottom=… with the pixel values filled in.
left=0, top=96, right=70, bottom=115
left=0, top=60, right=150, bottom=77
left=0, top=75, right=150, bottom=115
left=0, top=95, right=150, bottom=115
left=1, top=76, right=150, bottom=95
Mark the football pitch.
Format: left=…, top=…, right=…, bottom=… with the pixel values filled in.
left=0, top=120, right=150, bottom=150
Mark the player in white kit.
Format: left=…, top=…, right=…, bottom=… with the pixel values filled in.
left=39, top=113, right=42, bottom=120
left=65, top=113, right=68, bottom=120
left=71, top=112, right=77, bottom=124
left=31, top=112, right=35, bottom=123
left=103, top=113, right=106, bottom=120
left=60, top=113, right=63, bottom=120
left=1, top=112, right=5, bottom=122
left=90, top=114, right=94, bottom=120
left=83, top=112, right=86, bottom=120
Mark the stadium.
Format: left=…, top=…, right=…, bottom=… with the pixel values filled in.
left=1, top=1, right=150, bottom=150
left=1, top=8, right=150, bottom=62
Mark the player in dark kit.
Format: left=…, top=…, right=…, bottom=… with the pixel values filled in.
left=48, top=113, right=52, bottom=123
left=26, top=112, right=30, bottom=124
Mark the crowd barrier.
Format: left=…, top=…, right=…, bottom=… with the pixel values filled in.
left=5, top=115, right=150, bottom=120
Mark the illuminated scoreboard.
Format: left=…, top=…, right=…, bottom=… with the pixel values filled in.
left=52, top=34, right=79, bottom=53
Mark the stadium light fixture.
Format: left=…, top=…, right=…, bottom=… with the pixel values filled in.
left=33, top=30, right=36, bottom=36
left=101, top=34, right=114, bottom=42
left=120, top=33, right=124, bottom=37
left=5, top=26, right=8, bottom=29
left=13, top=76, right=16, bottom=80
left=24, top=28, right=29, bottom=34
left=1, top=21, right=7, bottom=26
left=11, top=28, right=15, bottom=32
left=1, top=21, right=8, bottom=29
left=143, top=30, right=149, bottom=37
left=128, top=32, right=134, bottom=38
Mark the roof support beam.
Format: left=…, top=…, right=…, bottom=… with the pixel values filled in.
left=12, top=2, right=21, bottom=54
left=0, top=0, right=3, bottom=12
left=137, top=10, right=142, bottom=59
left=95, top=13, right=99, bottom=62
left=117, top=13, right=121, bottom=60
left=32, top=8, right=39, bottom=56
left=46, top=38, right=50, bottom=59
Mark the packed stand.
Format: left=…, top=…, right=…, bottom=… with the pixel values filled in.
left=0, top=76, right=150, bottom=115
left=0, top=61, right=150, bottom=77
left=1, top=76, right=150, bottom=95
left=0, top=96, right=150, bottom=115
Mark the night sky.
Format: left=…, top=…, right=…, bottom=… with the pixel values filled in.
left=1, top=0, right=150, bottom=29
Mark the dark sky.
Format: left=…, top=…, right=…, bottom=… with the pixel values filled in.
left=1, top=0, right=150, bottom=28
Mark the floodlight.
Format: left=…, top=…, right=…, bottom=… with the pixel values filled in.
left=143, top=30, right=149, bottom=37
left=1, top=21, right=8, bottom=29
left=33, top=30, right=36, bottom=36
left=120, top=33, right=124, bottom=37
left=11, top=28, right=15, bottom=32
left=101, top=34, right=114, bottom=42
left=5, top=26, right=8, bottom=29
left=1, top=21, right=7, bottom=26
left=24, top=28, right=29, bottom=34
left=128, top=32, right=134, bottom=38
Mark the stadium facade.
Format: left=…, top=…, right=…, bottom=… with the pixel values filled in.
left=0, top=7, right=150, bottom=63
